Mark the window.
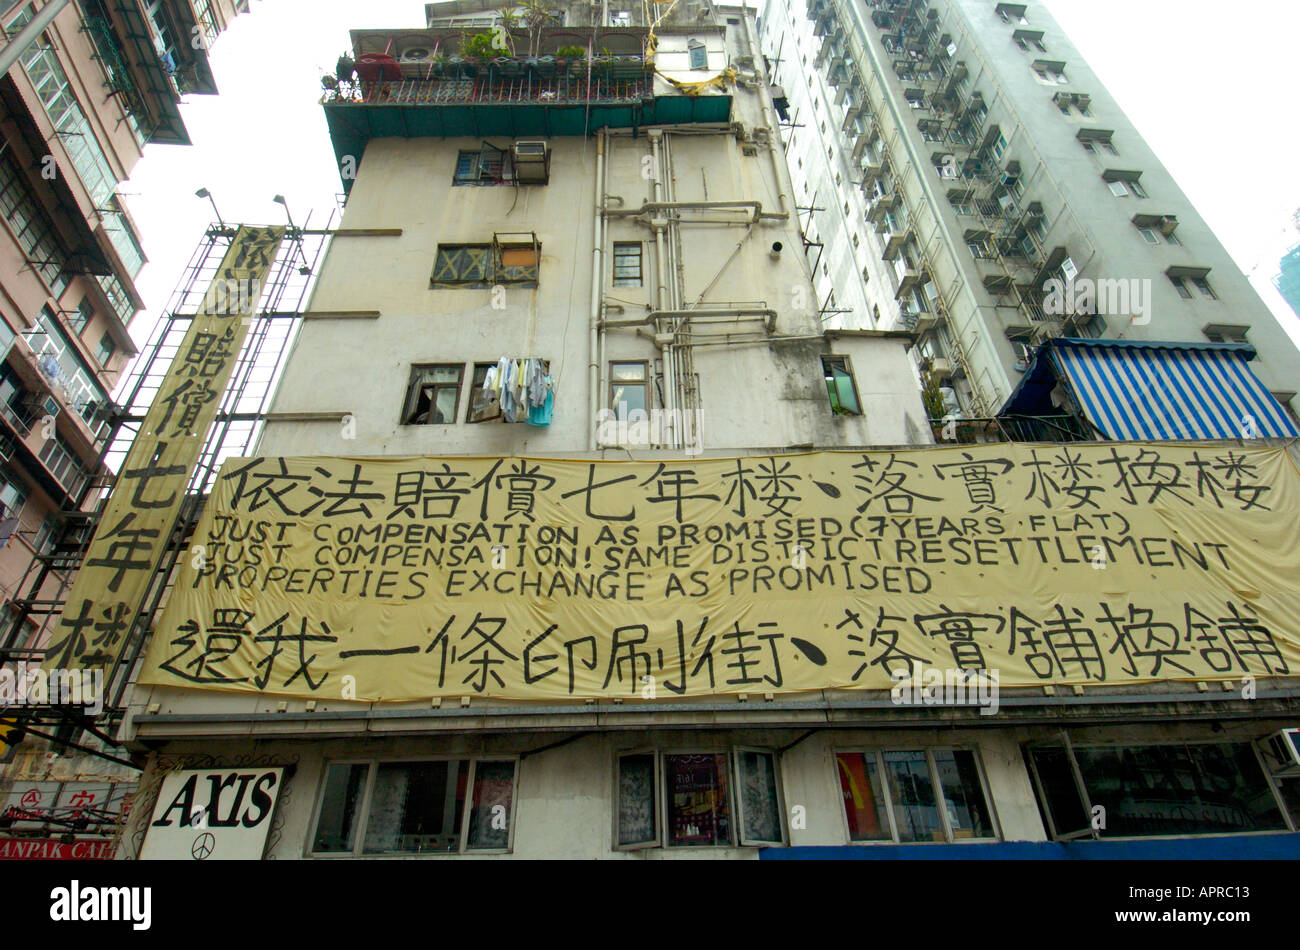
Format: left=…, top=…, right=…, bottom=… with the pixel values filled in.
left=1027, top=742, right=1287, bottom=840
left=0, top=150, right=70, bottom=297
left=431, top=242, right=539, bottom=288
left=402, top=364, right=463, bottom=425
left=1203, top=323, right=1248, bottom=343
left=687, top=39, right=707, bottom=70
left=1138, top=227, right=1159, bottom=245
left=822, top=356, right=862, bottom=416
left=0, top=467, right=28, bottom=523
left=614, top=748, right=785, bottom=850
left=94, top=334, right=115, bottom=366
left=453, top=145, right=515, bottom=185
left=837, top=749, right=996, bottom=843
left=1032, top=63, right=1067, bottom=84
left=71, top=298, right=94, bottom=336
left=310, top=758, right=518, bottom=855
left=1128, top=179, right=1147, bottom=198
left=609, top=361, right=648, bottom=420
left=1170, top=275, right=1193, bottom=299
left=991, top=133, right=1008, bottom=161
left=467, top=362, right=501, bottom=423
left=38, top=432, right=88, bottom=497
left=1192, top=276, right=1216, bottom=299
left=1108, top=180, right=1129, bottom=197
left=612, top=242, right=642, bottom=287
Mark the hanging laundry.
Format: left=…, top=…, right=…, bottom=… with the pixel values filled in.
left=526, top=386, right=554, bottom=427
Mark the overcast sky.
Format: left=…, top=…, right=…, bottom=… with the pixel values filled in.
left=120, top=0, right=1300, bottom=371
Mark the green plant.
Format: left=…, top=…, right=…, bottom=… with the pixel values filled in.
left=462, top=32, right=499, bottom=61
left=556, top=44, right=586, bottom=60
left=920, top=370, right=947, bottom=422
left=518, top=0, right=560, bottom=57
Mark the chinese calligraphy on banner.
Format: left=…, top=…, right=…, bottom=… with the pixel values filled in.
left=51, top=227, right=285, bottom=673
left=134, top=443, right=1300, bottom=700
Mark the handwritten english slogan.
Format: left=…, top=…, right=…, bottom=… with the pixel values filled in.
left=134, top=444, right=1300, bottom=700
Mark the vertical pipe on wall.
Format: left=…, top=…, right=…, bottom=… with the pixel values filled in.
left=589, top=130, right=605, bottom=450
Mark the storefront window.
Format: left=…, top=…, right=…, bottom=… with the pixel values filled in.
left=1029, top=742, right=1288, bottom=839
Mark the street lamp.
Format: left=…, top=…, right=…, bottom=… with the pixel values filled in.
left=273, top=195, right=313, bottom=275
left=194, top=187, right=224, bottom=227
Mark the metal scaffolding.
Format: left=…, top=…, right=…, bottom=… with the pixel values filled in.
left=0, top=214, right=334, bottom=754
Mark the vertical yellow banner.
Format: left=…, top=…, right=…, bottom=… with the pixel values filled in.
left=48, top=226, right=286, bottom=674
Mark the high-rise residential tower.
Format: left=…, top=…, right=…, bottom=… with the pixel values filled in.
left=759, top=0, right=1300, bottom=422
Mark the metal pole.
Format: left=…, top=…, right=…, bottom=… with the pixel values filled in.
left=0, top=0, right=71, bottom=80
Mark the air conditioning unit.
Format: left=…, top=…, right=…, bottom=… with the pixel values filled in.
left=1159, top=215, right=1178, bottom=236
left=400, top=47, right=432, bottom=62
left=512, top=140, right=550, bottom=184
left=929, top=357, right=953, bottom=379
left=1260, top=729, right=1300, bottom=777
left=1060, top=256, right=1078, bottom=282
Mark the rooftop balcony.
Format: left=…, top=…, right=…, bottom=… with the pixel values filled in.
left=323, top=29, right=732, bottom=190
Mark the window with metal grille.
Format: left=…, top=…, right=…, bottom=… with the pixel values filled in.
left=431, top=242, right=539, bottom=288
left=612, top=242, right=642, bottom=286
left=452, top=145, right=516, bottom=185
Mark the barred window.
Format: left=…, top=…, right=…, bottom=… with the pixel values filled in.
left=431, top=243, right=539, bottom=288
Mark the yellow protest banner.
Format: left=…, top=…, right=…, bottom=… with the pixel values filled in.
left=49, top=227, right=286, bottom=673
left=136, top=443, right=1300, bottom=701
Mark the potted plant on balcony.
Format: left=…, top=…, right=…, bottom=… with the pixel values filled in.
left=462, top=32, right=498, bottom=62
left=556, top=44, right=587, bottom=77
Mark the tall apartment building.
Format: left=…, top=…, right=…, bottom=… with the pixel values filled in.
left=103, top=0, right=1300, bottom=861
left=0, top=0, right=249, bottom=858
left=758, top=0, right=1300, bottom=421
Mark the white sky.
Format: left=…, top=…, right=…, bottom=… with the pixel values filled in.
left=122, top=0, right=1300, bottom=362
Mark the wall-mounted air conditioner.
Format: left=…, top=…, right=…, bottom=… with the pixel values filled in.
left=400, top=47, right=432, bottom=62
left=512, top=141, right=550, bottom=184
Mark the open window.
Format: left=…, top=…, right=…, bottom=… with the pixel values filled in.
left=401, top=364, right=462, bottom=425
left=822, top=356, right=862, bottom=416
left=1026, top=739, right=1289, bottom=840
left=453, top=143, right=515, bottom=185
left=735, top=748, right=786, bottom=846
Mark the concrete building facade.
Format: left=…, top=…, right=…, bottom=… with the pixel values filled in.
left=105, top=1, right=1300, bottom=861
left=758, top=0, right=1300, bottom=422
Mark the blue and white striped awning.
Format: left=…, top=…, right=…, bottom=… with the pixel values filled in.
left=1002, top=339, right=1299, bottom=440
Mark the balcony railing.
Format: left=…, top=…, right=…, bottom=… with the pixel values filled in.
left=324, top=72, right=653, bottom=107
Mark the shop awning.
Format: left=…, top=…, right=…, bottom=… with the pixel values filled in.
left=1000, top=338, right=1299, bottom=440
